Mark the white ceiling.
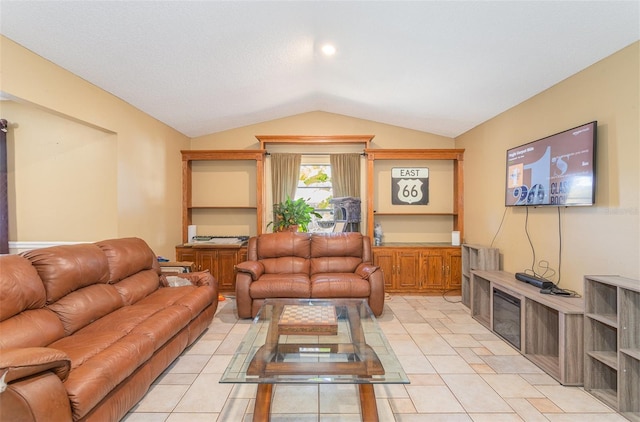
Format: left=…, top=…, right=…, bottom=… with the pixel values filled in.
left=1, top=1, right=638, bottom=139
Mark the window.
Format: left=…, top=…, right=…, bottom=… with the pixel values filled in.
left=295, top=164, right=334, bottom=231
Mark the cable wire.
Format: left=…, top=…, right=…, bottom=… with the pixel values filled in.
left=490, top=207, right=509, bottom=248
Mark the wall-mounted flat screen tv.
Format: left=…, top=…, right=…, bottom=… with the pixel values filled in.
left=505, top=121, right=597, bottom=207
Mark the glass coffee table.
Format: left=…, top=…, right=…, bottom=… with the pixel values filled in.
left=220, top=298, right=409, bottom=421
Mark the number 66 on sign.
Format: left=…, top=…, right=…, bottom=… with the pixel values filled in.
left=391, top=167, right=429, bottom=205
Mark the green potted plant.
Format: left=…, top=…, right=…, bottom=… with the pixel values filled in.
left=268, top=196, right=322, bottom=232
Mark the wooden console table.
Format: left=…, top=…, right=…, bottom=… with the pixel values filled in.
left=470, top=270, right=584, bottom=385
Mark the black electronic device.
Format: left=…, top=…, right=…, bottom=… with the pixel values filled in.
left=540, top=286, right=572, bottom=296
left=505, top=121, right=597, bottom=207
left=515, top=272, right=554, bottom=289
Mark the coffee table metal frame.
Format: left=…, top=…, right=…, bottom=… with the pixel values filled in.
left=220, top=298, right=409, bottom=421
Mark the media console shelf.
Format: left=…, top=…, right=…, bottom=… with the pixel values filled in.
left=461, top=244, right=500, bottom=308
left=583, top=275, right=639, bottom=421
left=470, top=270, right=584, bottom=385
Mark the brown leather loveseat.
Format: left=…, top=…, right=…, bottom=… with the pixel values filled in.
left=0, top=237, right=218, bottom=422
left=235, top=232, right=384, bottom=318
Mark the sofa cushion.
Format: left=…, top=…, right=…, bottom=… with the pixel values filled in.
left=249, top=274, right=311, bottom=299
left=310, top=233, right=364, bottom=274
left=131, top=305, right=193, bottom=349
left=22, top=244, right=110, bottom=304
left=96, top=237, right=158, bottom=283
left=310, top=232, right=363, bottom=257
left=113, top=269, right=160, bottom=305
left=0, top=309, right=65, bottom=349
left=257, top=232, right=311, bottom=274
left=0, top=255, right=46, bottom=321
left=51, top=331, right=156, bottom=420
left=48, top=283, right=124, bottom=335
left=74, top=304, right=162, bottom=337
left=310, top=273, right=371, bottom=298
left=136, top=285, right=216, bottom=319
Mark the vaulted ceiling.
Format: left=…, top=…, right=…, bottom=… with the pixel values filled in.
left=1, top=1, right=638, bottom=138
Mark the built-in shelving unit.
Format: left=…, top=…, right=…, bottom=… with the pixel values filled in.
left=584, top=275, right=639, bottom=421
left=181, top=150, right=265, bottom=242
left=470, top=270, right=584, bottom=386
left=366, top=149, right=464, bottom=294
left=461, top=244, right=500, bottom=308
left=365, top=149, right=464, bottom=242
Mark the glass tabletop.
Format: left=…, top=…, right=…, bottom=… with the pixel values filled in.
left=220, top=298, right=409, bottom=385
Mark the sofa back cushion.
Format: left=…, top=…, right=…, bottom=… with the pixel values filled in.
left=22, top=243, right=124, bottom=335
left=310, top=233, right=364, bottom=274
left=255, top=232, right=311, bottom=274
left=95, top=237, right=159, bottom=283
left=22, top=244, right=110, bottom=304
left=0, top=255, right=66, bottom=348
left=0, top=255, right=46, bottom=320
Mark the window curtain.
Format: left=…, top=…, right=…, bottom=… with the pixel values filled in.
left=330, top=153, right=360, bottom=198
left=270, top=153, right=301, bottom=204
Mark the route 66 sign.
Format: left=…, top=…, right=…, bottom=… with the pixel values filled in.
left=392, top=168, right=429, bottom=205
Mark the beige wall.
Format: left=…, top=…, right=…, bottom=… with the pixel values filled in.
left=3, top=32, right=637, bottom=287
left=456, top=42, right=639, bottom=293
left=0, top=36, right=190, bottom=257
left=191, top=112, right=457, bottom=238
left=3, top=101, right=118, bottom=241
left=190, top=111, right=454, bottom=149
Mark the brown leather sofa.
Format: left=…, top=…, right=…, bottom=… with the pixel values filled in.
left=0, top=237, right=218, bottom=422
left=235, top=232, right=384, bottom=318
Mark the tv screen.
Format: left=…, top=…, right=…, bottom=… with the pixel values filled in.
left=505, top=121, right=597, bottom=207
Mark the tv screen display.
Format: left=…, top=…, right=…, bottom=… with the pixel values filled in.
left=505, top=121, right=597, bottom=207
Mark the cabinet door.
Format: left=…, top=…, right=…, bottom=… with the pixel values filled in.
left=197, top=250, right=218, bottom=274
left=373, top=249, right=395, bottom=290
left=397, top=250, right=420, bottom=289
left=217, top=249, right=238, bottom=291
left=422, top=250, right=445, bottom=289
left=175, top=247, right=196, bottom=266
left=447, top=250, right=462, bottom=289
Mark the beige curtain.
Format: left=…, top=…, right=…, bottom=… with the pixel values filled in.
left=270, top=153, right=301, bottom=204
left=330, top=153, right=360, bottom=198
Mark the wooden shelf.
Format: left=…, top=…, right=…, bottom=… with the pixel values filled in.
left=461, top=244, right=500, bottom=308
left=584, top=275, right=640, bottom=420
left=372, top=212, right=457, bottom=216
left=181, top=150, right=265, bottom=242
left=585, top=312, right=619, bottom=328
left=188, top=206, right=258, bottom=210
left=470, top=270, right=584, bottom=386
left=365, top=148, right=464, bottom=244
left=587, top=350, right=618, bottom=369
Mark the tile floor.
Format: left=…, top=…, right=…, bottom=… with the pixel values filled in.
left=123, top=295, right=625, bottom=421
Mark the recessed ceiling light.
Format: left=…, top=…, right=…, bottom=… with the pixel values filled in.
left=321, top=44, right=336, bottom=56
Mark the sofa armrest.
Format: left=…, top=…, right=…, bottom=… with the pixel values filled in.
left=355, top=263, right=379, bottom=280
left=366, top=268, right=385, bottom=317
left=0, top=347, right=71, bottom=389
left=235, top=261, right=265, bottom=281
left=178, top=270, right=216, bottom=287
left=160, top=271, right=216, bottom=288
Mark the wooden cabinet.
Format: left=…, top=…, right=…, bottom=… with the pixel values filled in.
left=374, top=247, right=420, bottom=291
left=373, top=245, right=461, bottom=293
left=583, top=275, right=639, bottom=420
left=176, top=245, right=247, bottom=292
